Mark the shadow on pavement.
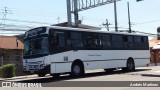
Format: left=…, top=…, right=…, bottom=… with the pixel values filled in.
left=16, top=68, right=151, bottom=83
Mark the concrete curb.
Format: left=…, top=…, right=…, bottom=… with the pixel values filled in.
left=141, top=74, right=160, bottom=77
left=0, top=75, right=38, bottom=81
left=147, top=63, right=160, bottom=66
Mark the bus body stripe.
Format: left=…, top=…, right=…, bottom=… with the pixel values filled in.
left=51, top=58, right=150, bottom=64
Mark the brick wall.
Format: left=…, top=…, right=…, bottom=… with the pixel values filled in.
left=0, top=49, right=23, bottom=76
left=150, top=49, right=160, bottom=63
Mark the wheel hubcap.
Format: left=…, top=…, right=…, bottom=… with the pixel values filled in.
left=128, top=61, right=133, bottom=70
left=74, top=65, right=80, bottom=74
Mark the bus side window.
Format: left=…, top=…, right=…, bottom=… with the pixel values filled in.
left=84, top=32, right=100, bottom=49
left=85, top=33, right=92, bottom=49
left=66, top=32, right=72, bottom=48
left=58, top=35, right=66, bottom=47
left=123, top=35, right=128, bottom=49
left=111, top=35, right=123, bottom=49
left=127, top=36, right=134, bottom=49
left=91, top=33, right=100, bottom=49
left=123, top=35, right=134, bottom=49
left=53, top=31, right=66, bottom=48
left=141, top=36, right=149, bottom=50
left=66, top=31, right=83, bottom=49
left=71, top=32, right=83, bottom=49
left=100, top=34, right=111, bottom=49
left=134, top=36, right=142, bottom=49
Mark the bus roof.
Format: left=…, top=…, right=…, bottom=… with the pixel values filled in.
left=28, top=26, right=148, bottom=36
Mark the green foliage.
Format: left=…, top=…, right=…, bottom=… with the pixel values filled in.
left=0, top=67, right=2, bottom=77
left=1, top=64, right=16, bottom=78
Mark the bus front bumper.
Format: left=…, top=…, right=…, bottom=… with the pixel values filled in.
left=23, top=65, right=50, bottom=74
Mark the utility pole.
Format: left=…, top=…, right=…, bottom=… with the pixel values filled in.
left=0, top=7, right=11, bottom=67
left=127, top=2, right=132, bottom=33
left=0, top=7, right=12, bottom=27
left=66, top=0, right=121, bottom=28
left=114, top=0, right=118, bottom=32
left=66, top=0, right=72, bottom=27
left=103, top=19, right=111, bottom=31
left=74, top=0, right=79, bottom=27
left=0, top=7, right=8, bottom=26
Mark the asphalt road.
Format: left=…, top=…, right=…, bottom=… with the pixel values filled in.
left=1, top=66, right=160, bottom=90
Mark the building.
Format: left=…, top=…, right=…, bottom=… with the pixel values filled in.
left=0, top=36, right=24, bottom=75
left=148, top=27, right=160, bottom=65
left=149, top=37, right=160, bottom=64
left=52, top=22, right=102, bottom=30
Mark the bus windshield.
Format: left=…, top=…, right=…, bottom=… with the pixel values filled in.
left=24, top=37, right=49, bottom=56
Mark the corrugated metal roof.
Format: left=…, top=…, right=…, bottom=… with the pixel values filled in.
left=149, top=37, right=160, bottom=48
left=0, top=36, right=24, bottom=49
left=152, top=42, right=160, bottom=49
left=52, top=22, right=102, bottom=30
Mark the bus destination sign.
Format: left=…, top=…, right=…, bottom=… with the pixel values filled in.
left=24, top=27, right=46, bottom=39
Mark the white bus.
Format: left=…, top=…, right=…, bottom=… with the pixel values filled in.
left=23, top=26, right=150, bottom=77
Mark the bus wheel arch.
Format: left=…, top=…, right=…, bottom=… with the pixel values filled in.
left=71, top=59, right=85, bottom=77
left=122, top=57, right=135, bottom=71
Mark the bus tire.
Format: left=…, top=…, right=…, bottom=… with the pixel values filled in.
left=123, top=58, right=135, bottom=72
left=37, top=73, right=45, bottom=77
left=71, top=63, right=84, bottom=77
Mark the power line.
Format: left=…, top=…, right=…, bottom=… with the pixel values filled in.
left=0, top=33, right=24, bottom=34
left=0, top=7, right=68, bottom=21
left=0, top=29, right=27, bottom=31
left=11, top=12, right=67, bottom=20
left=134, top=20, right=160, bottom=25
left=5, top=7, right=66, bottom=15
left=0, top=24, right=34, bottom=28
left=0, top=18, right=53, bottom=25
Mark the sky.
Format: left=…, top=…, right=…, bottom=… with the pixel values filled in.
left=0, top=0, right=160, bottom=36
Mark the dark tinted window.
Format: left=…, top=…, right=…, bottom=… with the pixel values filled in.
left=141, top=36, right=149, bottom=49
left=71, top=32, right=82, bottom=40
left=49, top=30, right=66, bottom=53
left=128, top=36, right=134, bottom=42
left=66, top=31, right=84, bottom=49
left=112, top=35, right=122, bottom=42
left=112, top=42, right=123, bottom=48
left=141, top=36, right=148, bottom=42
left=83, top=32, right=100, bottom=49
left=100, top=34, right=111, bottom=48
left=123, top=35, right=134, bottom=49
left=71, top=32, right=83, bottom=48
left=134, top=36, right=141, bottom=42
left=111, top=35, right=123, bottom=49
left=58, top=35, right=66, bottom=47
left=49, top=29, right=149, bottom=51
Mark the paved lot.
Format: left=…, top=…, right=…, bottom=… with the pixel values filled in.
left=1, top=66, right=160, bottom=90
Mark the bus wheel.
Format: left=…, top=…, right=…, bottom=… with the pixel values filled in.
left=71, top=63, right=84, bottom=77
left=37, top=73, right=45, bottom=77
left=123, top=58, right=135, bottom=72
